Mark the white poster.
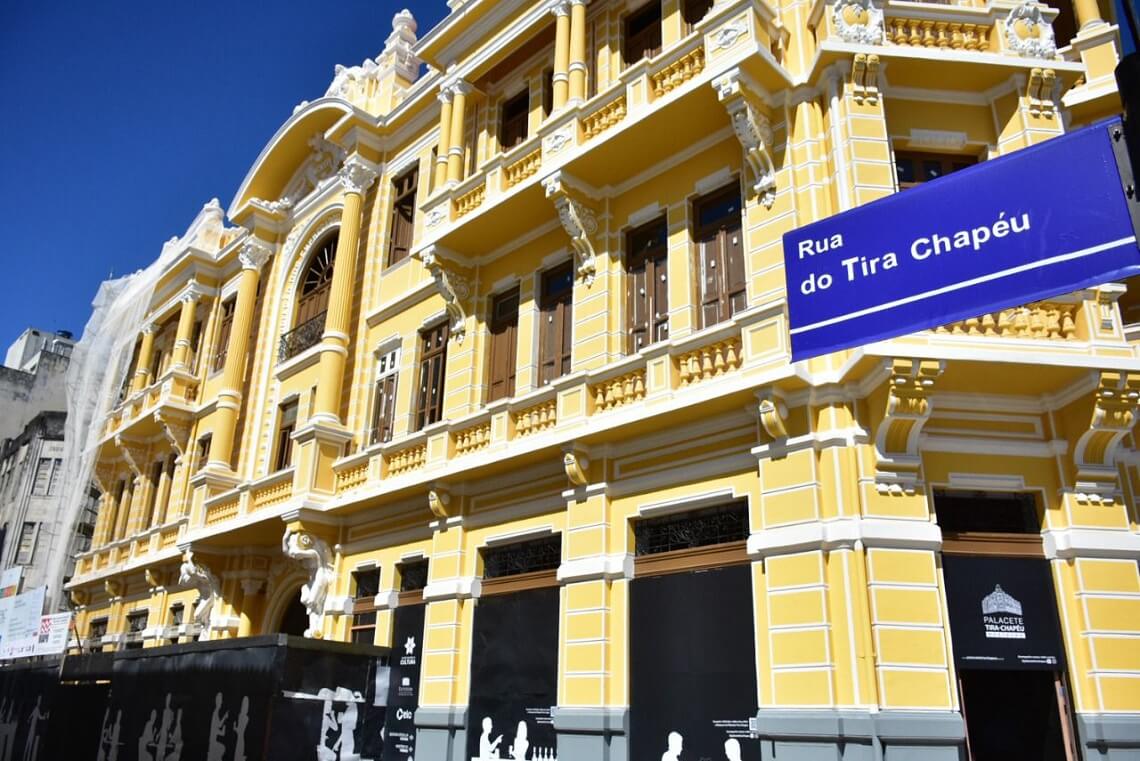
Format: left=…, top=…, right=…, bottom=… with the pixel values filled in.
left=32, top=612, right=71, bottom=656
left=2, top=586, right=45, bottom=659
left=0, top=566, right=22, bottom=598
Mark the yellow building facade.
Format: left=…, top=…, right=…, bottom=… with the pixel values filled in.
left=67, top=0, right=1139, bottom=758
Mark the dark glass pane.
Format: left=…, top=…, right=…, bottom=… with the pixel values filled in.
left=399, top=559, right=430, bottom=592
left=934, top=492, right=1039, bottom=534
left=634, top=502, right=749, bottom=556
left=353, top=568, right=381, bottom=599
left=896, top=157, right=916, bottom=185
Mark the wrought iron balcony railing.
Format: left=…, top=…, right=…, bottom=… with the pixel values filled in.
left=279, top=311, right=326, bottom=362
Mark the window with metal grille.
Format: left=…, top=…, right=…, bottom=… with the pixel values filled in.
left=500, top=90, right=530, bottom=151
left=88, top=617, right=108, bottom=651
left=634, top=502, right=749, bottom=556
left=212, top=297, right=236, bottom=372
left=482, top=535, right=562, bottom=579
left=125, top=610, right=148, bottom=650
left=694, top=184, right=746, bottom=328
left=624, top=1, right=662, bottom=65
left=15, top=522, right=37, bottom=565
left=399, top=559, right=430, bottom=592
left=350, top=567, right=381, bottom=645
left=388, top=167, right=418, bottom=266
left=539, top=262, right=574, bottom=385
left=414, top=322, right=449, bottom=431
left=274, top=400, right=298, bottom=472
left=370, top=348, right=400, bottom=445
left=488, top=287, right=520, bottom=401
left=894, top=151, right=976, bottom=189
left=626, top=217, right=669, bottom=353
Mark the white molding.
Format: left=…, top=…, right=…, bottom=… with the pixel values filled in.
left=946, top=472, right=1027, bottom=491
left=483, top=524, right=555, bottom=547
left=747, top=517, right=942, bottom=558
left=1043, top=528, right=1140, bottom=560
left=557, top=553, right=634, bottom=583
left=920, top=435, right=1065, bottom=458
left=638, top=488, right=740, bottom=518
left=423, top=575, right=482, bottom=601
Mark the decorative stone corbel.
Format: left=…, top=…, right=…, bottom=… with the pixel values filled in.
left=414, top=246, right=471, bottom=343
left=851, top=53, right=881, bottom=105
left=115, top=435, right=148, bottom=479
left=178, top=550, right=220, bottom=641
left=713, top=69, right=777, bottom=208
left=282, top=528, right=335, bottom=638
left=70, top=589, right=90, bottom=607
left=428, top=487, right=451, bottom=519
left=154, top=411, right=192, bottom=463
left=875, top=358, right=943, bottom=494
left=563, top=446, right=590, bottom=487
left=1072, top=371, right=1140, bottom=504
left=542, top=171, right=599, bottom=286
left=1026, top=67, right=1057, bottom=119
left=832, top=0, right=884, bottom=44
left=757, top=390, right=789, bottom=440
left=1003, top=1, right=1057, bottom=59
left=145, top=568, right=165, bottom=590
left=104, top=579, right=124, bottom=599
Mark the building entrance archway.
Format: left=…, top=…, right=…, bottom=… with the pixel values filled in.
left=276, top=592, right=308, bottom=636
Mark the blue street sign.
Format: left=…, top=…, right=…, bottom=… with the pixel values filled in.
left=783, top=119, right=1140, bottom=361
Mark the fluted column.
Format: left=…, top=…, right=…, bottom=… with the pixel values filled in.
left=1073, top=0, right=1104, bottom=30
left=568, top=0, right=588, bottom=104
left=92, top=490, right=115, bottom=546
left=129, top=324, right=158, bottom=395
left=435, top=89, right=454, bottom=190
left=208, top=238, right=273, bottom=471
left=112, top=479, right=133, bottom=541
left=311, top=155, right=380, bottom=425
left=446, top=82, right=471, bottom=184
left=552, top=1, right=572, bottom=111
left=170, top=282, right=203, bottom=372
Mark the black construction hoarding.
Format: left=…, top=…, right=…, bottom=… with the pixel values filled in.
left=466, top=587, right=559, bottom=761
left=0, top=658, right=109, bottom=761
left=99, top=634, right=389, bottom=761
left=631, top=564, right=760, bottom=761
left=943, top=555, right=1066, bottom=671
left=382, top=602, right=425, bottom=760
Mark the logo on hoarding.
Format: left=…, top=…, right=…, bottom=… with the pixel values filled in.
left=404, top=636, right=416, bottom=656
left=981, top=585, right=1025, bottom=640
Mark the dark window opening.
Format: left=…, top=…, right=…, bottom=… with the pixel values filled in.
left=934, top=491, right=1039, bottom=535
left=895, top=151, right=976, bottom=189
left=500, top=90, right=530, bottom=151
left=624, top=1, right=662, bottom=64
left=370, top=349, right=400, bottom=445
left=399, top=559, right=430, bottom=592
left=683, top=0, right=715, bottom=31
left=353, top=568, right=381, bottom=600
left=634, top=501, right=749, bottom=556
left=482, top=535, right=562, bottom=579
left=212, top=298, right=236, bottom=372
left=350, top=567, right=381, bottom=645
left=274, top=400, right=298, bottom=471
left=195, top=434, right=212, bottom=473
left=626, top=216, right=669, bottom=352
left=542, top=68, right=555, bottom=117
left=388, top=167, right=418, bottom=266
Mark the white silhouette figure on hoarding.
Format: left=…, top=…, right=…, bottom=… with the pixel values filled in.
left=20, top=696, right=46, bottom=761
left=661, top=731, right=683, bottom=761
left=233, top=697, right=249, bottom=761
left=96, top=707, right=121, bottom=761
left=477, top=716, right=503, bottom=759
left=314, top=686, right=367, bottom=761
left=509, top=721, right=529, bottom=760
left=165, top=708, right=183, bottom=761
left=724, top=737, right=743, bottom=761
left=0, top=699, right=17, bottom=761
left=138, top=709, right=158, bottom=761
left=207, top=693, right=229, bottom=761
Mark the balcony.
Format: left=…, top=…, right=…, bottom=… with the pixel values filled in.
left=807, top=0, right=1085, bottom=91
left=417, top=0, right=789, bottom=259
left=72, top=516, right=188, bottom=582
left=101, top=368, right=199, bottom=445
left=279, top=311, right=326, bottom=362
left=331, top=302, right=784, bottom=499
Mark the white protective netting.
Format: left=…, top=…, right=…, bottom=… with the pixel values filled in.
left=42, top=251, right=175, bottom=610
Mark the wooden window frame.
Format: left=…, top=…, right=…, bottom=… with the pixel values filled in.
left=274, top=400, right=298, bottom=472
left=623, top=1, right=663, bottom=65
left=500, top=89, right=530, bottom=152
left=212, top=297, right=236, bottom=373
left=625, top=217, right=669, bottom=353
left=693, top=183, right=747, bottom=329
left=414, top=322, right=449, bottom=431
left=194, top=434, right=212, bottom=473
left=295, top=233, right=337, bottom=328
left=538, top=262, right=574, bottom=386
left=488, top=287, right=520, bottom=402
left=387, top=167, right=419, bottom=267
left=894, top=150, right=977, bottom=190
left=370, top=347, right=401, bottom=445
left=480, top=535, right=562, bottom=596
left=350, top=567, right=381, bottom=644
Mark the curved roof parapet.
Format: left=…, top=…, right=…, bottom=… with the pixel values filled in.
left=228, top=98, right=356, bottom=221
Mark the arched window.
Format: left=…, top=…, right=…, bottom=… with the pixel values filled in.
left=280, top=232, right=338, bottom=362
left=296, top=233, right=337, bottom=326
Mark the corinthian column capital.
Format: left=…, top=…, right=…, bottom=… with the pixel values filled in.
left=238, top=237, right=274, bottom=271
left=339, top=154, right=380, bottom=195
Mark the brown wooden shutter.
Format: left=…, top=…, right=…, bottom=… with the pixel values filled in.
left=724, top=213, right=747, bottom=317
left=213, top=298, right=235, bottom=372
left=626, top=217, right=668, bottom=353
left=539, top=263, right=574, bottom=385
left=415, top=323, right=449, bottom=430
left=371, top=373, right=398, bottom=444
left=695, top=185, right=745, bottom=328
left=500, top=90, right=529, bottom=150
left=624, top=1, right=662, bottom=64
left=489, top=288, right=520, bottom=402
left=387, top=168, right=418, bottom=266
left=275, top=400, right=298, bottom=471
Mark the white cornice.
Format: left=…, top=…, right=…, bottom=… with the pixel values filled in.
left=747, top=517, right=943, bottom=558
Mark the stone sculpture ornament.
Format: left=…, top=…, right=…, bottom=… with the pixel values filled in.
left=178, top=550, right=219, bottom=641
left=282, top=528, right=334, bottom=638
left=1003, top=0, right=1057, bottom=59
left=832, top=0, right=884, bottom=44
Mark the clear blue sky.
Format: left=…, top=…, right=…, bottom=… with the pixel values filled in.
left=0, top=1, right=446, bottom=348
